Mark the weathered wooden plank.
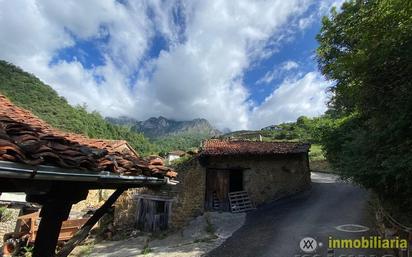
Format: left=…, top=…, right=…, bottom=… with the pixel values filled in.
left=136, top=197, right=172, bottom=232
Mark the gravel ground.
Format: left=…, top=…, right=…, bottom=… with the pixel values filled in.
left=73, top=212, right=245, bottom=257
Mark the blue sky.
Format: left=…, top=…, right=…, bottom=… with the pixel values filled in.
left=244, top=14, right=321, bottom=105
left=0, top=0, right=342, bottom=130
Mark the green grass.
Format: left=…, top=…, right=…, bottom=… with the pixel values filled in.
left=308, top=144, right=336, bottom=173
left=140, top=245, right=152, bottom=255
left=70, top=242, right=94, bottom=257
left=0, top=207, right=14, bottom=222
left=309, top=144, right=325, bottom=161
left=193, top=235, right=218, bottom=243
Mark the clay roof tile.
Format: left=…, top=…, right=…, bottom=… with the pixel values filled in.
left=0, top=95, right=176, bottom=178
left=200, top=139, right=310, bottom=156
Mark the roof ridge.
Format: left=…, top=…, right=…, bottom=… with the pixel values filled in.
left=201, top=139, right=310, bottom=156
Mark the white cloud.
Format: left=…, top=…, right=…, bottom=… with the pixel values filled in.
left=298, top=14, right=315, bottom=30
left=0, top=0, right=152, bottom=116
left=146, top=0, right=185, bottom=46
left=37, top=0, right=153, bottom=70
left=256, top=60, right=299, bottom=85
left=39, top=59, right=138, bottom=117
left=251, top=71, right=330, bottom=129
left=0, top=0, right=334, bottom=131
left=282, top=60, right=299, bottom=71
left=133, top=0, right=313, bottom=129
left=0, top=0, right=72, bottom=64
left=319, top=0, right=347, bottom=15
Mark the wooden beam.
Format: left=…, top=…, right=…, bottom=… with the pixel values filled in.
left=55, top=188, right=126, bottom=257
left=32, top=202, right=72, bottom=257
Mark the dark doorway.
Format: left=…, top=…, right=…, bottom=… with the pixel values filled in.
left=205, top=169, right=243, bottom=211
left=229, top=170, right=243, bottom=192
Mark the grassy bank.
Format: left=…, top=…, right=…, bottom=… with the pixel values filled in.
left=309, top=144, right=335, bottom=174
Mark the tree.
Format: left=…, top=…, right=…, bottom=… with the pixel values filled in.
left=317, top=0, right=412, bottom=221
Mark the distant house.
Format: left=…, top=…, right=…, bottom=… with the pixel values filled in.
left=117, top=139, right=311, bottom=231
left=166, top=150, right=186, bottom=163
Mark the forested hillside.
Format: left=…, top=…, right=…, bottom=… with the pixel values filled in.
left=224, top=115, right=332, bottom=144
left=0, top=60, right=155, bottom=155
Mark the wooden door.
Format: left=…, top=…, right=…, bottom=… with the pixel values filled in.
left=136, top=198, right=172, bottom=232
left=205, top=169, right=230, bottom=211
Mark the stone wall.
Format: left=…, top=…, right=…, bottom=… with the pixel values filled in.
left=113, top=184, right=177, bottom=229
left=204, top=153, right=311, bottom=206
left=113, top=188, right=140, bottom=229
left=169, top=158, right=205, bottom=228
left=113, top=157, right=206, bottom=230
left=71, top=190, right=115, bottom=214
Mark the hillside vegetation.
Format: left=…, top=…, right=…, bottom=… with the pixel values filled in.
left=0, top=60, right=155, bottom=155
left=221, top=115, right=333, bottom=172
left=224, top=115, right=333, bottom=144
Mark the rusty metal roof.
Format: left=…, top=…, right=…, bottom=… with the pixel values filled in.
left=200, top=139, right=310, bottom=156
left=0, top=95, right=176, bottom=179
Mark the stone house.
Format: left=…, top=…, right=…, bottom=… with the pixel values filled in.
left=166, top=150, right=186, bottom=164
left=116, top=139, right=311, bottom=231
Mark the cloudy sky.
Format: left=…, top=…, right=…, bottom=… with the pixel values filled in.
left=0, top=0, right=342, bottom=130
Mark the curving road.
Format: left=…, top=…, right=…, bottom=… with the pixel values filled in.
left=207, top=172, right=388, bottom=257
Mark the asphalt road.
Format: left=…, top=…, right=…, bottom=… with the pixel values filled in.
left=207, top=172, right=388, bottom=257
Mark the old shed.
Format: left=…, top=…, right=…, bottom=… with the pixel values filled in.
left=199, top=139, right=311, bottom=212
left=118, top=139, right=311, bottom=230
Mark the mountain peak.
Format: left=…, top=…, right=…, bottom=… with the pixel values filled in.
left=135, top=116, right=221, bottom=138
left=106, top=116, right=221, bottom=139
left=157, top=116, right=168, bottom=120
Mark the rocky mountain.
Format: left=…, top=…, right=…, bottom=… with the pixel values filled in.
left=105, top=116, right=138, bottom=127
left=133, top=116, right=222, bottom=138
left=106, top=116, right=221, bottom=139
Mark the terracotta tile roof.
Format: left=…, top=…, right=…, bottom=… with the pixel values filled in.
left=0, top=95, right=176, bottom=178
left=200, top=139, right=310, bottom=156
